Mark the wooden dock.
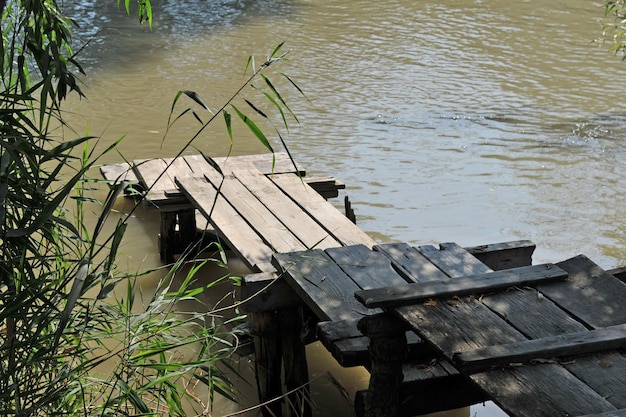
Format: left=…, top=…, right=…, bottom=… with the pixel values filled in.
left=101, top=153, right=373, bottom=416
left=102, top=153, right=626, bottom=417
left=274, top=242, right=626, bottom=417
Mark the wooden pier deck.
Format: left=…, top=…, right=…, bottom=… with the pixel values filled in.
left=101, top=152, right=377, bottom=416
left=102, top=153, right=626, bottom=417
left=274, top=242, right=626, bottom=417
left=100, top=152, right=357, bottom=266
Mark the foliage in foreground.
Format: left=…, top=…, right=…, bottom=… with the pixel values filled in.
left=602, top=1, right=626, bottom=57
left=0, top=0, right=302, bottom=415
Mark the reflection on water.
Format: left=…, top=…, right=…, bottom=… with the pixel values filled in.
left=61, top=0, right=626, bottom=415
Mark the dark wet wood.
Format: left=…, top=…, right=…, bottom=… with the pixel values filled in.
left=454, top=323, right=626, bottom=373
left=303, top=176, right=345, bottom=199
left=317, top=319, right=427, bottom=367
left=355, top=263, right=567, bottom=309
left=250, top=310, right=283, bottom=417
left=388, top=247, right=624, bottom=417
left=578, top=410, right=626, bottom=417
left=375, top=242, right=449, bottom=283
left=465, top=240, right=535, bottom=271
left=358, top=314, right=407, bottom=417
left=241, top=272, right=302, bottom=313
left=273, top=249, right=377, bottom=321
left=110, top=152, right=626, bottom=417
left=545, top=255, right=626, bottom=329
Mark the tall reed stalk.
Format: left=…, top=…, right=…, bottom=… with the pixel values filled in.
left=0, top=1, right=304, bottom=415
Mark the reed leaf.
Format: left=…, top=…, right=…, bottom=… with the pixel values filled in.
left=230, top=104, right=274, bottom=153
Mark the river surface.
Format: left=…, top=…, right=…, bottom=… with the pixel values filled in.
left=61, top=0, right=626, bottom=416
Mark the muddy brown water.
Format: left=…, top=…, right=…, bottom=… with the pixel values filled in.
left=60, top=0, right=626, bottom=415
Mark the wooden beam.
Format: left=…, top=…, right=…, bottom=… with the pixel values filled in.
left=317, top=319, right=429, bottom=367
left=465, top=240, right=535, bottom=271
left=454, top=323, right=626, bottom=373
left=577, top=409, right=626, bottom=417
left=355, top=263, right=568, bottom=309
left=241, top=272, right=302, bottom=313
left=355, top=372, right=487, bottom=417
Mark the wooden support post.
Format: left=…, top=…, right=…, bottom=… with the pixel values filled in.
left=250, top=311, right=283, bottom=417
left=177, top=209, right=197, bottom=254
left=249, top=306, right=311, bottom=417
left=159, top=211, right=177, bottom=263
left=359, top=315, right=408, bottom=417
left=345, top=195, right=356, bottom=224
left=159, top=209, right=196, bottom=263
left=280, top=306, right=311, bottom=417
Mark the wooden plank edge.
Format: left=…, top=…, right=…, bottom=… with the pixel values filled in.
left=241, top=272, right=302, bottom=313
left=317, top=319, right=431, bottom=368
left=304, top=176, right=346, bottom=199
left=465, top=240, right=535, bottom=270
left=99, top=163, right=143, bottom=195
left=354, top=372, right=486, bottom=417
left=608, top=266, right=626, bottom=283
left=576, top=409, right=626, bottom=417
left=355, top=263, right=567, bottom=309
left=454, top=323, right=626, bottom=373
left=213, top=152, right=306, bottom=176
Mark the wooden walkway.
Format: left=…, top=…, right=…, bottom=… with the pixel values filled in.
left=102, top=152, right=626, bottom=417
left=100, top=153, right=366, bottom=266
left=274, top=242, right=626, bottom=417
left=101, top=153, right=376, bottom=416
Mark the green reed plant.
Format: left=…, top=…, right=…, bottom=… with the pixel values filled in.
left=602, top=1, right=626, bottom=57
left=1, top=0, right=304, bottom=415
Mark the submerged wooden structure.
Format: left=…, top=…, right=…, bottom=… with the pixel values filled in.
left=102, top=153, right=626, bottom=417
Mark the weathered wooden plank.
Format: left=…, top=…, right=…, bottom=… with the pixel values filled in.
left=176, top=175, right=271, bottom=272
left=183, top=152, right=303, bottom=176
left=182, top=154, right=216, bottom=174
left=355, top=264, right=567, bottom=309
left=578, top=409, right=626, bottom=417
left=392, top=245, right=617, bottom=417
left=212, top=152, right=305, bottom=176
left=375, top=243, right=449, bottom=283
left=134, top=159, right=174, bottom=207
left=479, top=264, right=626, bottom=409
left=454, top=323, right=626, bottom=373
left=133, top=158, right=177, bottom=193
left=355, top=364, right=485, bottom=417
left=566, top=352, right=626, bottom=408
left=396, top=298, right=527, bottom=358
left=241, top=272, right=302, bottom=313
left=394, top=242, right=516, bottom=356
left=145, top=157, right=195, bottom=204
left=325, top=244, right=409, bottom=289
left=419, top=242, right=493, bottom=276
left=470, top=364, right=617, bottom=417
left=233, top=169, right=341, bottom=250
left=482, top=289, right=587, bottom=338
left=397, top=305, right=618, bottom=416
left=532, top=255, right=626, bottom=409
left=608, top=266, right=626, bottom=283
left=272, top=250, right=377, bottom=321
left=542, top=255, right=626, bottom=329
left=270, top=173, right=377, bottom=248
left=99, top=162, right=139, bottom=184
left=465, top=240, right=535, bottom=271
left=201, top=169, right=308, bottom=254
